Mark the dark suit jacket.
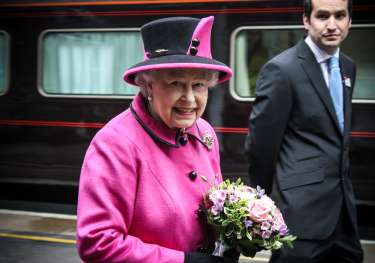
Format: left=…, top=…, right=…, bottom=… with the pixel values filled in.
left=245, top=40, right=358, bottom=240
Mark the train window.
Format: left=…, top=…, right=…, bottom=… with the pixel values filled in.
left=231, top=25, right=375, bottom=102
left=343, top=26, right=375, bottom=102
left=0, top=31, right=9, bottom=95
left=230, top=26, right=305, bottom=100
left=39, top=29, right=143, bottom=98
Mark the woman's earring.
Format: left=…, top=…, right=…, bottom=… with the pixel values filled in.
left=147, top=96, right=152, bottom=102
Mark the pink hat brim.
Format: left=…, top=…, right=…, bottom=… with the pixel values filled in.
left=123, top=59, right=233, bottom=86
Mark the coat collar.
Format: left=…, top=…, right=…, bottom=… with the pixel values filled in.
left=130, top=93, right=213, bottom=149
left=297, top=40, right=344, bottom=136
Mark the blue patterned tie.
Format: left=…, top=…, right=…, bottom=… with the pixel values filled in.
left=328, top=56, right=344, bottom=133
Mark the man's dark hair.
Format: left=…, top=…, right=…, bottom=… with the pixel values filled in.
left=304, top=0, right=353, bottom=18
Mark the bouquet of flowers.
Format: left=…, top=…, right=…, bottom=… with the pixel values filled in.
left=201, top=178, right=296, bottom=258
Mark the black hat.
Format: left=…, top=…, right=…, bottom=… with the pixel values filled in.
left=123, top=16, right=232, bottom=85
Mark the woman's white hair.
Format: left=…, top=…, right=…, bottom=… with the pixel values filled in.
left=134, top=69, right=220, bottom=97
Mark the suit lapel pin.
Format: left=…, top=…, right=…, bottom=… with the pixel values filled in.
left=202, top=133, right=213, bottom=150
left=344, top=76, right=351, bottom=87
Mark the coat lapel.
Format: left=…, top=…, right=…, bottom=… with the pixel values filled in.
left=297, top=41, right=342, bottom=135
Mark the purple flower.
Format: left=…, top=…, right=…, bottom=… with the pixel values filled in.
left=244, top=219, right=253, bottom=228
left=209, top=190, right=227, bottom=204
left=209, top=190, right=227, bottom=215
left=261, top=221, right=271, bottom=231
left=256, top=186, right=265, bottom=197
left=261, top=229, right=272, bottom=239
left=271, top=208, right=287, bottom=233
left=228, top=191, right=239, bottom=204
left=211, top=203, right=224, bottom=216
left=278, top=225, right=289, bottom=236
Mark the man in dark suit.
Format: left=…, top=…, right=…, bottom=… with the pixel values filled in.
left=245, top=0, right=363, bottom=262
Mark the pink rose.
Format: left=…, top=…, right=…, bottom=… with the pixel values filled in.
left=248, top=198, right=272, bottom=222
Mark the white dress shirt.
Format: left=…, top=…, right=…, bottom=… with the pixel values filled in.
left=304, top=36, right=340, bottom=88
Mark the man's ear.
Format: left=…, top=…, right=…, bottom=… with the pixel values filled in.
left=303, top=14, right=310, bottom=31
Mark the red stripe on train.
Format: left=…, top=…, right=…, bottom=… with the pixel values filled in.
left=1, top=5, right=373, bottom=18
left=0, top=7, right=303, bottom=18
left=0, top=119, right=375, bottom=137
left=0, top=0, right=373, bottom=10
left=0, top=119, right=104, bottom=128
left=0, top=0, right=274, bottom=8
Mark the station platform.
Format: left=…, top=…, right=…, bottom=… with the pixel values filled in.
left=0, top=209, right=78, bottom=263
left=0, top=209, right=374, bottom=263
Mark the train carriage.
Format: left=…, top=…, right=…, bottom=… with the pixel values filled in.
left=0, top=0, right=374, bottom=237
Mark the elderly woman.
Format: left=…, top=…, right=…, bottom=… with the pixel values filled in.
left=76, top=16, right=235, bottom=263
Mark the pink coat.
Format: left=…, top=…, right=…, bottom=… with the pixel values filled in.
left=77, top=93, right=222, bottom=263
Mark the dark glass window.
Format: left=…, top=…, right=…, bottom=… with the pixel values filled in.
left=0, top=31, right=9, bottom=95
